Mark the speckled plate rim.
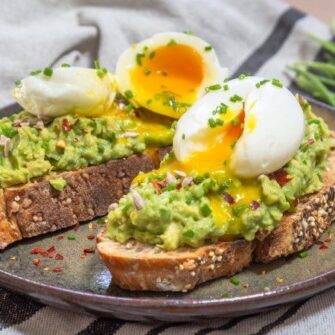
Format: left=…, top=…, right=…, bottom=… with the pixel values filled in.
left=0, top=97, right=335, bottom=318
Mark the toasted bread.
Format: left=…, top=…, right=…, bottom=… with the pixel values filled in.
left=97, top=150, right=335, bottom=292
left=0, top=148, right=169, bottom=249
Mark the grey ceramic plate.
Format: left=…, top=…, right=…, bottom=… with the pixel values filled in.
left=0, top=99, right=335, bottom=322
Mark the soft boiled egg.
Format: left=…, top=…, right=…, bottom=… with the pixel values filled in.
left=115, top=32, right=228, bottom=119
left=173, top=76, right=305, bottom=178
left=12, top=67, right=116, bottom=118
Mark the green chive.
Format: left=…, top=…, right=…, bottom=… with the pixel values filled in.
left=67, top=233, right=76, bottom=240
left=200, top=203, right=212, bottom=216
left=256, top=79, right=270, bottom=88
left=223, top=84, right=229, bottom=91
left=30, top=70, right=41, bottom=76
left=208, top=118, right=217, bottom=128
left=231, top=117, right=240, bottom=126
left=146, top=99, right=152, bottom=105
left=299, top=251, right=308, bottom=258
left=271, top=78, right=283, bottom=88
left=124, top=90, right=134, bottom=99
left=162, top=183, right=177, bottom=192
left=94, top=60, right=100, bottom=69
left=97, top=67, right=108, bottom=79
left=230, top=94, right=243, bottom=102
left=230, top=276, right=240, bottom=286
left=61, top=63, right=71, bottom=68
left=43, top=67, right=53, bottom=77
left=125, top=103, right=134, bottom=113
left=232, top=204, right=248, bottom=217
left=14, top=79, right=22, bottom=87
left=97, top=217, right=105, bottom=225
left=230, top=140, right=237, bottom=149
left=182, top=133, right=186, bottom=140
left=167, top=39, right=177, bottom=46
left=184, top=30, right=194, bottom=35
left=149, top=51, right=156, bottom=59
left=238, top=73, right=251, bottom=80
left=144, top=69, right=151, bottom=76
left=136, top=53, right=145, bottom=66
left=205, top=84, right=222, bottom=93
left=205, top=45, right=212, bottom=51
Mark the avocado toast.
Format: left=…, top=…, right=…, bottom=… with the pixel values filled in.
left=97, top=76, right=335, bottom=292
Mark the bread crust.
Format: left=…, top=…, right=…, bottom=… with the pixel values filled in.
left=97, top=231, right=253, bottom=292
left=0, top=149, right=167, bottom=249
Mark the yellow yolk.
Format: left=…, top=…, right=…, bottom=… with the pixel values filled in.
left=130, top=44, right=204, bottom=119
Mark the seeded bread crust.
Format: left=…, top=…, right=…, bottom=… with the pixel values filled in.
left=97, top=150, right=335, bottom=291
left=0, top=149, right=168, bottom=249
left=97, top=231, right=253, bottom=292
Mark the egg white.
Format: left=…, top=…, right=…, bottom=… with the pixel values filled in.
left=174, top=76, right=305, bottom=178
left=12, top=67, right=116, bottom=118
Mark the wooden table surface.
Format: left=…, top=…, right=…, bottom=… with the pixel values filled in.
left=286, top=0, right=335, bottom=25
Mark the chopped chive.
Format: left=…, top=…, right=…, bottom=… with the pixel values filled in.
left=238, top=73, right=251, bottom=80
left=231, top=117, right=240, bottom=126
left=230, top=140, right=237, bottom=149
left=143, top=46, right=149, bottom=51
left=97, top=217, right=105, bottom=225
left=14, top=79, right=22, bottom=87
left=30, top=69, right=41, bottom=76
left=271, top=78, right=283, bottom=88
left=299, top=251, right=308, bottom=258
left=94, top=60, right=100, bottom=69
left=184, top=30, right=194, bottom=35
left=232, top=204, right=248, bottom=217
left=213, top=102, right=228, bottom=115
left=43, top=67, right=53, bottom=77
left=136, top=53, right=145, bottom=66
left=124, top=90, right=134, bottom=99
left=149, top=51, right=156, bottom=59
left=182, top=133, right=186, bottom=140
left=205, top=84, right=222, bottom=93
left=144, top=69, right=151, bottom=76
left=230, top=94, right=243, bottom=102
left=200, top=203, right=212, bottom=216
left=162, top=183, right=177, bottom=192
left=61, top=63, right=71, bottom=68
left=125, top=103, right=134, bottom=112
left=97, top=67, right=108, bottom=79
left=67, top=233, right=76, bottom=240
left=230, top=276, right=240, bottom=286
left=205, top=45, right=212, bottom=51
left=208, top=118, right=216, bottom=128
left=256, top=79, right=270, bottom=88
left=223, top=84, right=229, bottom=91
left=167, top=39, right=177, bottom=46
left=146, top=99, right=152, bottom=105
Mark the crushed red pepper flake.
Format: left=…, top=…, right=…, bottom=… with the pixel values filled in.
left=87, top=234, right=96, bottom=240
left=52, top=266, right=63, bottom=273
left=31, top=247, right=46, bottom=255
left=33, top=258, right=41, bottom=266
left=88, top=223, right=97, bottom=230
left=319, top=244, right=328, bottom=250
left=83, top=247, right=95, bottom=256
left=151, top=180, right=161, bottom=194
left=55, top=253, right=64, bottom=260
left=324, top=235, right=333, bottom=243
left=47, top=246, right=56, bottom=254
left=62, top=118, right=72, bottom=132
left=56, top=236, right=64, bottom=241
left=269, top=169, right=293, bottom=186
left=308, top=138, right=315, bottom=145
left=250, top=200, right=260, bottom=210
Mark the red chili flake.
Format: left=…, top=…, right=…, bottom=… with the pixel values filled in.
left=319, top=244, right=328, bottom=250
left=88, top=223, right=97, bottom=230
left=308, top=138, right=315, bottom=145
left=62, top=118, right=72, bottom=132
left=87, top=234, right=96, bottom=240
left=269, top=169, right=292, bottom=186
left=31, top=247, right=45, bottom=255
left=47, top=246, right=56, bottom=254
left=157, top=180, right=168, bottom=188
left=56, top=236, right=64, bottom=241
left=151, top=180, right=161, bottom=194
left=324, top=236, right=333, bottom=243
left=55, top=253, right=64, bottom=260
left=33, top=258, right=41, bottom=266
left=83, top=247, right=95, bottom=256
left=223, top=192, right=235, bottom=204
left=134, top=110, right=140, bottom=118
left=250, top=200, right=260, bottom=210
left=52, top=266, right=63, bottom=273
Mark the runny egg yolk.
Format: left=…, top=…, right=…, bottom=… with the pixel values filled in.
left=130, top=44, right=204, bottom=119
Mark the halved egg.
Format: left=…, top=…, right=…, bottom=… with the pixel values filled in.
left=12, top=67, right=116, bottom=118
left=173, top=76, right=305, bottom=178
left=115, top=32, right=228, bottom=119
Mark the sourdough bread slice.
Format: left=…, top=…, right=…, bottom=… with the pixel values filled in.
left=97, top=150, right=335, bottom=291
left=97, top=231, right=252, bottom=292
left=0, top=148, right=169, bottom=249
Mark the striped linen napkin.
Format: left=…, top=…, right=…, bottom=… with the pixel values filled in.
left=0, top=0, right=334, bottom=334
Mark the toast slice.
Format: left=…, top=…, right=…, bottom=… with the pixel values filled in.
left=0, top=148, right=169, bottom=249
left=97, top=150, right=335, bottom=291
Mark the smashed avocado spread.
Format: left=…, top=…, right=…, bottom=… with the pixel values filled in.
left=107, top=101, right=334, bottom=250
left=0, top=97, right=174, bottom=187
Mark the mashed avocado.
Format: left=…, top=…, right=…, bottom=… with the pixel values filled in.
left=107, top=101, right=334, bottom=249
left=0, top=98, right=174, bottom=187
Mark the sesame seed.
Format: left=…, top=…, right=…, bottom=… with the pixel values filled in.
left=190, top=271, right=196, bottom=277
left=209, top=264, right=215, bottom=270
left=209, top=251, right=214, bottom=257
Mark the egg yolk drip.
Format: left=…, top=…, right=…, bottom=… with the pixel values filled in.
left=130, top=44, right=204, bottom=119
